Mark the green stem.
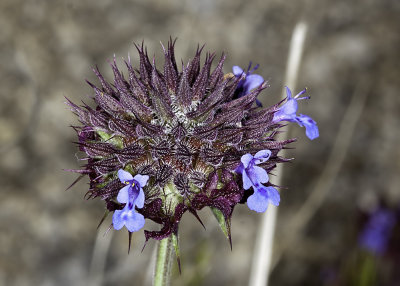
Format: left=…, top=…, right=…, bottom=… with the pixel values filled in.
left=153, top=236, right=173, bottom=286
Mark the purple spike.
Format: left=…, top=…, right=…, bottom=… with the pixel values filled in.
left=154, top=165, right=173, bottom=187
left=119, top=89, right=152, bottom=121
left=134, top=42, right=152, bottom=84
left=220, top=91, right=257, bottom=112
left=168, top=37, right=178, bottom=73
left=97, top=210, right=110, bottom=230
left=135, top=121, right=163, bottom=138
left=110, top=58, right=129, bottom=95
left=187, top=44, right=204, bottom=84
left=108, top=118, right=136, bottom=137
left=92, top=179, right=122, bottom=199
left=177, top=66, right=192, bottom=108
left=175, top=142, right=192, bottom=165
left=81, top=142, right=116, bottom=158
left=93, top=86, right=124, bottom=115
left=171, top=123, right=186, bottom=140
left=189, top=209, right=206, bottom=230
left=163, top=41, right=179, bottom=93
left=124, top=60, right=150, bottom=105
left=116, top=143, right=145, bottom=165
left=150, top=67, right=174, bottom=119
left=209, top=53, right=226, bottom=90
left=128, top=231, right=133, bottom=254
left=192, top=79, right=227, bottom=117
left=92, top=66, right=116, bottom=97
left=65, top=174, right=85, bottom=191
left=65, top=97, right=91, bottom=125
left=92, top=157, right=121, bottom=175
left=218, top=128, right=243, bottom=145
left=191, top=54, right=214, bottom=101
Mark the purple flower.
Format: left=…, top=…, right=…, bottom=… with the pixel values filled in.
left=359, top=209, right=396, bottom=255
left=112, top=169, right=149, bottom=232
left=235, top=150, right=280, bottom=213
left=273, top=87, right=319, bottom=140
left=233, top=63, right=264, bottom=107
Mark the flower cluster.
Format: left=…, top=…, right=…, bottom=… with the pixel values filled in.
left=67, top=40, right=318, bottom=250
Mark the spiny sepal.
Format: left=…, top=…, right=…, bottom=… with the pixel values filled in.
left=211, top=207, right=232, bottom=249
left=97, top=209, right=111, bottom=230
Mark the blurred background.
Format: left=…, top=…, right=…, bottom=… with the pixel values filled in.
left=1, top=0, right=399, bottom=285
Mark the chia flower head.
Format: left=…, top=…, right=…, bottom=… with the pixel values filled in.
left=67, top=39, right=316, bottom=250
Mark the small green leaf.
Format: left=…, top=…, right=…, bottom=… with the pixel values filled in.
left=96, top=130, right=124, bottom=148
left=97, top=130, right=112, bottom=141
left=211, top=207, right=230, bottom=241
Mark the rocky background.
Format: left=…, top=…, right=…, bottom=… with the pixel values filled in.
left=1, top=0, right=399, bottom=285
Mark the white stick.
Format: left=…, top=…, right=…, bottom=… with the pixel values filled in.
left=248, top=22, right=308, bottom=286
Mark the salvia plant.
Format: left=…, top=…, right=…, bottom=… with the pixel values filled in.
left=67, top=39, right=318, bottom=279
